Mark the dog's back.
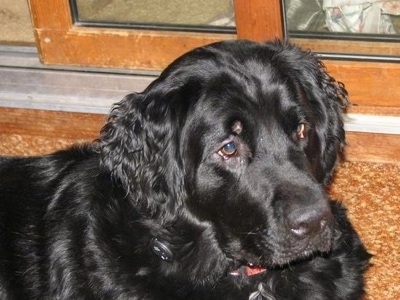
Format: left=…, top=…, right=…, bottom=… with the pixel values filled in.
left=0, top=145, right=100, bottom=298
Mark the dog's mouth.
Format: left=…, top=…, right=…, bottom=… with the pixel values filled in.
left=226, top=233, right=333, bottom=278
left=228, top=246, right=326, bottom=278
left=229, top=263, right=267, bottom=277
left=259, top=240, right=332, bottom=269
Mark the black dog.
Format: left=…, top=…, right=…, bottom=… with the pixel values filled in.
left=0, top=40, right=370, bottom=299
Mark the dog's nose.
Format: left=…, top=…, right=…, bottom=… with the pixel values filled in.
left=287, top=202, right=332, bottom=238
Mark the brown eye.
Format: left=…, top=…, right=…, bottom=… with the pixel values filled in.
left=296, top=123, right=306, bottom=140
left=218, top=142, right=237, bottom=158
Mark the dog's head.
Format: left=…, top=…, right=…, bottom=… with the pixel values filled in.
left=99, top=40, right=347, bottom=275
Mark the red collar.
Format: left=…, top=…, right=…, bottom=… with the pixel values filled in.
left=230, top=265, right=267, bottom=277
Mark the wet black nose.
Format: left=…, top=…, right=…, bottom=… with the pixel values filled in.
left=287, top=202, right=332, bottom=238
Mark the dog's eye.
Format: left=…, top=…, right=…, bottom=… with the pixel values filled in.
left=218, top=142, right=237, bottom=158
left=296, top=123, right=306, bottom=140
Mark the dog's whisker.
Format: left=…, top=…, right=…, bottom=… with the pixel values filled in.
left=237, top=231, right=257, bottom=235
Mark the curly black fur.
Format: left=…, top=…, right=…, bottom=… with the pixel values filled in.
left=0, top=40, right=370, bottom=299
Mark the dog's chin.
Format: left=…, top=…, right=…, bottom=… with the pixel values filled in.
left=267, top=238, right=333, bottom=268
left=271, top=247, right=331, bottom=268
left=234, top=234, right=334, bottom=271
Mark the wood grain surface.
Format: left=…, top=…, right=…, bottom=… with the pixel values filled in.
left=1, top=107, right=399, bottom=162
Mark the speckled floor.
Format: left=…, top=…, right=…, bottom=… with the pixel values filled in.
left=0, top=133, right=399, bottom=299
left=329, top=162, right=400, bottom=300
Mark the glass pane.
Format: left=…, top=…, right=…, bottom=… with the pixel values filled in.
left=71, top=0, right=235, bottom=33
left=0, top=0, right=35, bottom=45
left=285, top=0, right=400, bottom=38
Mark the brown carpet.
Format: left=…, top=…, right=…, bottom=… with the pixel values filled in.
left=329, top=162, right=400, bottom=300
left=0, top=133, right=399, bottom=299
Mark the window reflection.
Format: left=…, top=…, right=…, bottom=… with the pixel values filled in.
left=285, top=0, right=400, bottom=36
left=71, top=0, right=235, bottom=33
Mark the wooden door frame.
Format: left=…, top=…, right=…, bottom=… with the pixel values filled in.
left=28, top=0, right=400, bottom=115
left=28, top=0, right=283, bottom=70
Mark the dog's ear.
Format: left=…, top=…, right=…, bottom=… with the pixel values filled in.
left=311, top=61, right=348, bottom=185
left=271, top=41, right=348, bottom=185
left=98, top=85, right=188, bottom=213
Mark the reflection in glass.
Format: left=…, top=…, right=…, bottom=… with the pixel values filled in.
left=71, top=0, right=235, bottom=32
left=285, top=0, right=400, bottom=35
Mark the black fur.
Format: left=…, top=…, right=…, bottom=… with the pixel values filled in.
left=0, top=40, right=370, bottom=299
